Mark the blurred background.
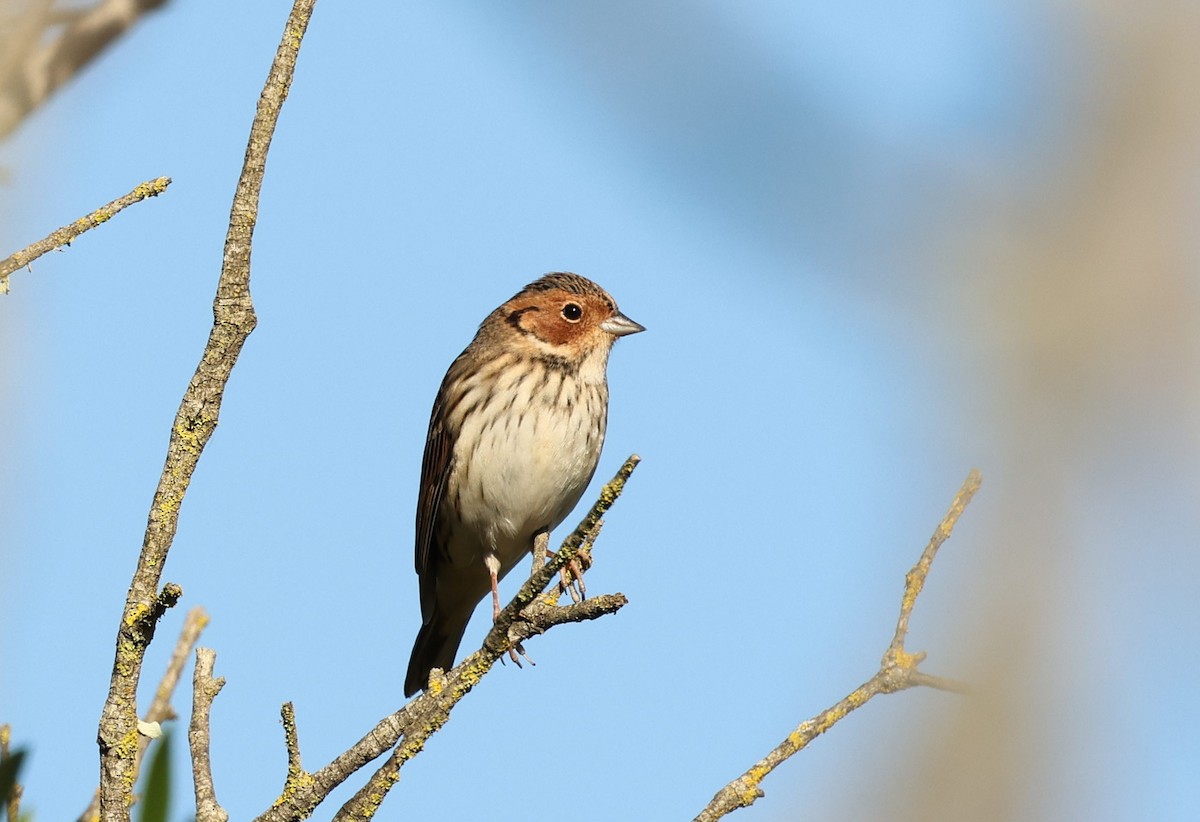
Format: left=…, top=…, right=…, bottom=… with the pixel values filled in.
left=2, top=1, right=1198, bottom=820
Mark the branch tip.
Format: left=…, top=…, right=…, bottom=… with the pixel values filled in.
left=0, top=176, right=173, bottom=289
left=280, top=701, right=309, bottom=785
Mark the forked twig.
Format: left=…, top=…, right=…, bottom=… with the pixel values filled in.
left=695, top=469, right=982, bottom=821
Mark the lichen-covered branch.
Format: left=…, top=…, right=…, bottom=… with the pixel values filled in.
left=331, top=596, right=625, bottom=822
left=189, top=649, right=227, bottom=822
left=0, top=0, right=170, bottom=141
left=271, top=702, right=316, bottom=813
left=93, top=2, right=317, bottom=819
left=78, top=607, right=209, bottom=822
left=254, top=456, right=640, bottom=822
left=0, top=176, right=171, bottom=293
left=694, top=469, right=982, bottom=821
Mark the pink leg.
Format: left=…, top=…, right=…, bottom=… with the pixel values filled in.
left=486, top=553, right=534, bottom=668
left=485, top=553, right=502, bottom=620
left=490, top=565, right=502, bottom=621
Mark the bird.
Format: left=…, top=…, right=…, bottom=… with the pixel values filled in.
left=404, top=272, right=644, bottom=697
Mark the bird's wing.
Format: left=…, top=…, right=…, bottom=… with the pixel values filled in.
left=415, top=376, right=456, bottom=624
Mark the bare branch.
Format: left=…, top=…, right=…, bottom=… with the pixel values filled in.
left=147, top=607, right=210, bottom=724
left=255, top=456, right=640, bottom=822
left=78, top=607, right=209, bottom=822
left=694, top=469, right=983, bottom=821
left=189, top=648, right=227, bottom=822
left=0, top=0, right=170, bottom=140
left=0, top=176, right=171, bottom=293
left=94, top=1, right=317, bottom=818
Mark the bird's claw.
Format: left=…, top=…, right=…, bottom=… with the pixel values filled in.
left=555, top=547, right=591, bottom=603
left=530, top=530, right=591, bottom=603
left=500, top=641, right=535, bottom=668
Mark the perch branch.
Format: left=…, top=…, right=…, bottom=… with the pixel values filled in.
left=189, top=649, right=227, bottom=822
left=331, top=598, right=625, bottom=822
left=0, top=176, right=171, bottom=293
left=94, top=1, right=316, bottom=819
left=254, top=456, right=640, bottom=822
left=694, top=469, right=982, bottom=821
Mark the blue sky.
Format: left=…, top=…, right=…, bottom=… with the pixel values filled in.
left=2, top=2, right=1198, bottom=820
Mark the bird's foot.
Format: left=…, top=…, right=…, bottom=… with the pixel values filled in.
left=528, top=532, right=587, bottom=602
left=545, top=545, right=591, bottom=604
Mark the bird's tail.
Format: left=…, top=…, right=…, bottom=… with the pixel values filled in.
left=404, top=609, right=472, bottom=697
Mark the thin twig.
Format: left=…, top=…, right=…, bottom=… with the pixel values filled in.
left=256, top=456, right=640, bottom=822
left=78, top=607, right=209, bottom=822
left=189, top=649, right=228, bottom=822
left=694, top=469, right=982, bottom=821
left=94, top=1, right=317, bottom=819
left=0, top=177, right=171, bottom=292
left=888, top=470, right=982, bottom=656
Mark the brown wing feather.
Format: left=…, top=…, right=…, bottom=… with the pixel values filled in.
left=414, top=378, right=455, bottom=625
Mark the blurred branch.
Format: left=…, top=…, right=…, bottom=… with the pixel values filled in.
left=255, top=456, right=640, bottom=822
left=94, top=0, right=316, bottom=818
left=188, top=649, right=227, bottom=822
left=0, top=0, right=170, bottom=141
left=78, top=607, right=209, bottom=822
left=695, top=469, right=982, bottom=821
left=0, top=175, right=171, bottom=293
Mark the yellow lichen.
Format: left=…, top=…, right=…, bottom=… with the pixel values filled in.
left=174, top=417, right=207, bottom=451
left=739, top=768, right=767, bottom=805
left=125, top=602, right=150, bottom=627
left=158, top=492, right=181, bottom=516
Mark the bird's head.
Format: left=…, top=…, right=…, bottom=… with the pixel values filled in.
left=491, top=272, right=644, bottom=365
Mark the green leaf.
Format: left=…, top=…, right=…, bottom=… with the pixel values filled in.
left=137, top=729, right=172, bottom=822
left=0, top=748, right=27, bottom=816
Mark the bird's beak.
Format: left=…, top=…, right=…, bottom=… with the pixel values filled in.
left=600, top=312, right=646, bottom=337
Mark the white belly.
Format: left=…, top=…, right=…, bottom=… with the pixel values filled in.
left=448, top=367, right=606, bottom=577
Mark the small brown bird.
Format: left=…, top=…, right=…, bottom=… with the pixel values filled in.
left=404, top=272, right=643, bottom=697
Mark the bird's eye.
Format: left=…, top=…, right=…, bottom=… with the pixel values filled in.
left=561, top=303, right=583, bottom=321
